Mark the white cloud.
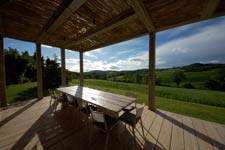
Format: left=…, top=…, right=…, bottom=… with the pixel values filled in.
left=199, top=60, right=221, bottom=64
left=65, top=58, right=80, bottom=72
left=156, top=19, right=225, bottom=67
left=42, top=45, right=53, bottom=48
left=65, top=51, right=150, bottom=72
left=84, top=52, right=98, bottom=59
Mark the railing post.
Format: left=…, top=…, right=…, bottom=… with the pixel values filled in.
left=36, top=43, right=43, bottom=99
left=79, top=51, right=84, bottom=86
left=0, top=36, right=6, bottom=107
left=148, top=32, right=156, bottom=111
left=61, top=48, right=66, bottom=86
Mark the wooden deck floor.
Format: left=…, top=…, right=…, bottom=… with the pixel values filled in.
left=0, top=97, right=225, bottom=150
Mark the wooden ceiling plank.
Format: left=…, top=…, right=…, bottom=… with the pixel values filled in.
left=127, top=0, right=155, bottom=32
left=201, top=0, right=220, bottom=19
left=38, top=0, right=87, bottom=40
left=64, top=11, right=137, bottom=48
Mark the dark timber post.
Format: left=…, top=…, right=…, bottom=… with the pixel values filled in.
left=0, top=36, right=6, bottom=107
left=79, top=51, right=84, bottom=86
left=148, top=32, right=156, bottom=111
left=61, top=48, right=66, bottom=86
left=36, top=43, right=43, bottom=99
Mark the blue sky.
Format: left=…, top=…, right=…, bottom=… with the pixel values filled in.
left=4, top=16, right=225, bottom=72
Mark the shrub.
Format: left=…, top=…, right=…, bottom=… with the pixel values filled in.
left=182, top=82, right=195, bottom=89
left=204, top=80, right=220, bottom=90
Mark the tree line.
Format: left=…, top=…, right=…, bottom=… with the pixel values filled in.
left=4, top=48, right=77, bottom=89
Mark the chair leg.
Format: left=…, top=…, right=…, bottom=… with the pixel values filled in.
left=132, top=126, right=136, bottom=150
left=124, top=123, right=126, bottom=132
left=88, top=121, right=93, bottom=145
left=105, top=132, right=109, bottom=150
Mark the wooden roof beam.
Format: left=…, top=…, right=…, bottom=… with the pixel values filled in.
left=201, top=0, right=220, bottom=19
left=64, top=10, right=137, bottom=48
left=38, top=0, right=87, bottom=41
left=127, top=0, right=155, bottom=32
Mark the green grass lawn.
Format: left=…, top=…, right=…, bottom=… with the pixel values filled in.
left=5, top=80, right=225, bottom=124
left=6, top=82, right=48, bottom=104
left=6, top=82, right=37, bottom=103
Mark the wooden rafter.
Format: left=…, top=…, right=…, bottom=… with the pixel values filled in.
left=127, top=0, right=155, bottom=32
left=64, top=10, right=137, bottom=48
left=201, top=0, right=220, bottom=19
left=0, top=16, right=3, bottom=36
left=38, top=0, right=87, bottom=41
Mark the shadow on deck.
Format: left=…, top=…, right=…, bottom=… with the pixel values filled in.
left=0, top=97, right=224, bottom=150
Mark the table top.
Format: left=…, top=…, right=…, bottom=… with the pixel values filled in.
left=57, top=86, right=136, bottom=117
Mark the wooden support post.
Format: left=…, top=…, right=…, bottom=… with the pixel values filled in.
left=79, top=51, right=84, bottom=86
left=61, top=48, right=66, bottom=86
left=148, top=32, right=156, bottom=111
left=0, top=36, right=6, bottom=107
left=36, top=43, right=43, bottom=99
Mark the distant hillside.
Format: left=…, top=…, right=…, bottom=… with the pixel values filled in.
left=177, top=63, right=225, bottom=71
left=67, top=63, right=225, bottom=90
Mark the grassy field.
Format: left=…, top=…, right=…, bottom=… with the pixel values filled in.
left=70, top=79, right=225, bottom=124
left=6, top=82, right=37, bottom=104
left=6, top=82, right=48, bottom=104
left=156, top=68, right=214, bottom=89
left=5, top=80, right=225, bottom=124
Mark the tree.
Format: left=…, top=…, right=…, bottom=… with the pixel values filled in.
left=43, top=59, right=61, bottom=89
left=205, top=68, right=225, bottom=91
left=172, top=71, right=186, bottom=87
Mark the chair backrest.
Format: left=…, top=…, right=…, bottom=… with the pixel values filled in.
left=66, top=95, right=74, bottom=103
left=136, top=106, right=144, bottom=119
left=90, top=107, right=105, bottom=123
left=48, top=89, right=56, bottom=98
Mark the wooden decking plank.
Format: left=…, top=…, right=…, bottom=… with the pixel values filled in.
left=133, top=106, right=150, bottom=146
left=191, top=118, right=213, bottom=150
left=213, top=123, right=225, bottom=144
left=182, top=116, right=198, bottom=150
left=156, top=111, right=173, bottom=150
left=203, top=120, right=225, bottom=150
left=145, top=110, right=163, bottom=149
left=169, top=112, right=185, bottom=150
left=1, top=97, right=225, bottom=150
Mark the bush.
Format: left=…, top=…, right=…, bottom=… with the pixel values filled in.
left=204, top=80, right=221, bottom=90
left=172, top=71, right=186, bottom=87
left=182, top=83, right=195, bottom=89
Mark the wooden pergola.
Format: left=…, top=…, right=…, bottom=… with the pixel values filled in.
left=0, top=0, right=225, bottom=110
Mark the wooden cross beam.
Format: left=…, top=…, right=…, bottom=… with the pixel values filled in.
left=64, top=10, right=137, bottom=48
left=38, top=0, right=87, bottom=41
left=201, top=0, right=220, bottom=19
left=127, top=0, right=155, bottom=32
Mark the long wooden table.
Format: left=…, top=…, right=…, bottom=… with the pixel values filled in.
left=57, top=86, right=136, bottom=118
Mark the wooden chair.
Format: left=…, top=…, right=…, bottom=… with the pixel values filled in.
left=48, top=89, right=56, bottom=105
left=119, top=106, right=145, bottom=149
left=48, top=89, right=63, bottom=111
left=66, top=94, right=77, bottom=106
left=89, top=107, right=119, bottom=150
